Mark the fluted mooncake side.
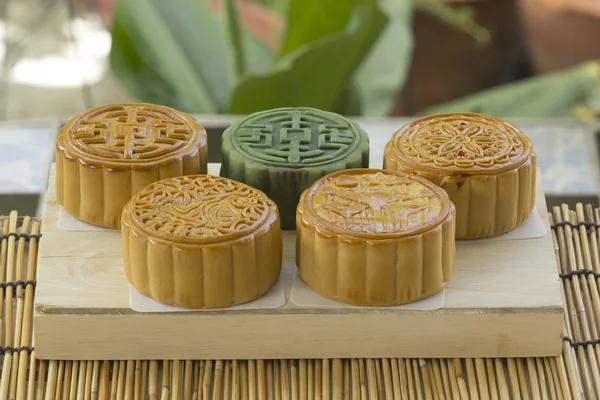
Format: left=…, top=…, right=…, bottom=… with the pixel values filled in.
left=220, top=107, right=369, bottom=230
left=296, top=169, right=456, bottom=306
left=56, top=102, right=208, bottom=228
left=384, top=112, right=535, bottom=239
left=121, top=175, right=282, bottom=309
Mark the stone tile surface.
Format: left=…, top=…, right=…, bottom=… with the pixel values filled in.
left=0, top=117, right=597, bottom=197
left=358, top=118, right=599, bottom=196
left=0, top=120, right=57, bottom=194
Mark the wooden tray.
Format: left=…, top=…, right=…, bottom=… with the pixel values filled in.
left=33, top=164, right=564, bottom=360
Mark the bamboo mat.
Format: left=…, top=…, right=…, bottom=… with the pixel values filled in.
left=0, top=204, right=599, bottom=400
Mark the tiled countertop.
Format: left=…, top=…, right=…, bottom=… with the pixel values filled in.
left=360, top=118, right=600, bottom=196
left=0, top=117, right=598, bottom=200
left=0, top=120, right=58, bottom=194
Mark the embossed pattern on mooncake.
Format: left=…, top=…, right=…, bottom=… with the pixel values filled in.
left=61, top=103, right=202, bottom=164
left=307, top=172, right=445, bottom=236
left=384, top=112, right=536, bottom=239
left=393, top=113, right=532, bottom=173
left=130, top=175, right=271, bottom=243
left=230, top=108, right=362, bottom=167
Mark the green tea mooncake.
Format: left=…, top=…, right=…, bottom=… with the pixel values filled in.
left=220, top=107, right=370, bottom=229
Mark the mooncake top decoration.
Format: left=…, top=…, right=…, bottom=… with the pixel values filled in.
left=128, top=175, right=273, bottom=244
left=389, top=113, right=533, bottom=174
left=57, top=103, right=206, bottom=167
left=228, top=107, right=365, bottom=168
left=303, top=169, right=451, bottom=238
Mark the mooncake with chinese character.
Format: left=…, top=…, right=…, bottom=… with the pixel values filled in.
left=56, top=103, right=208, bottom=228
left=121, top=175, right=282, bottom=309
left=384, top=113, right=535, bottom=239
left=296, top=169, right=455, bottom=306
left=220, top=107, right=370, bottom=230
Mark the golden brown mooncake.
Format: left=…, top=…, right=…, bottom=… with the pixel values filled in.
left=56, top=103, right=208, bottom=228
left=296, top=169, right=456, bottom=306
left=121, top=175, right=282, bottom=309
left=384, top=112, right=536, bottom=239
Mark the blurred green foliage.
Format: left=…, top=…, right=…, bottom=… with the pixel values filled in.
left=423, top=61, right=600, bottom=119
left=110, top=0, right=412, bottom=115
left=110, top=0, right=496, bottom=116
left=112, top=0, right=600, bottom=119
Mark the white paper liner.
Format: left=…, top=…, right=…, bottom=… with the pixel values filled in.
left=58, top=199, right=546, bottom=242
left=290, top=272, right=446, bottom=310
left=461, top=206, right=547, bottom=242
left=129, top=278, right=286, bottom=312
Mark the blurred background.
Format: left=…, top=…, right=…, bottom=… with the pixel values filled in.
left=1, top=0, right=600, bottom=215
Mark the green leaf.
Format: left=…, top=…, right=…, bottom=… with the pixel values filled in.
left=239, top=24, right=275, bottom=78
left=169, top=0, right=274, bottom=78
left=422, top=61, right=600, bottom=118
left=110, top=15, right=180, bottom=108
left=110, top=0, right=274, bottom=114
left=223, top=0, right=247, bottom=80
left=279, top=0, right=362, bottom=57
left=111, top=0, right=227, bottom=113
left=354, top=0, right=413, bottom=116
left=227, top=0, right=388, bottom=114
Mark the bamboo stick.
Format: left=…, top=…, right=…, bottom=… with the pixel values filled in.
left=17, top=221, right=38, bottom=400
left=535, top=358, right=549, bottom=400
left=322, top=359, right=329, bottom=400
left=390, top=359, right=402, bottom=400
left=241, top=361, right=248, bottom=400
left=342, top=361, right=349, bottom=400
left=412, top=359, right=423, bottom=400
left=248, top=360, right=256, bottom=400
left=314, top=360, right=321, bottom=400
left=374, top=359, right=383, bottom=400
left=10, top=217, right=30, bottom=400
left=258, top=360, right=266, bottom=400
left=419, top=359, right=433, bottom=400
left=445, top=359, right=459, bottom=400
left=1, top=212, right=19, bottom=400
left=0, top=218, right=10, bottom=349
left=291, top=360, right=298, bottom=400
left=381, top=359, right=393, bottom=400
left=172, top=360, right=182, bottom=400
left=266, top=361, right=273, bottom=400
left=148, top=361, right=158, bottom=400
left=280, top=360, right=289, bottom=400
left=214, top=361, right=223, bottom=400
left=54, top=361, right=64, bottom=400
left=299, top=360, right=307, bottom=400
left=37, top=359, right=46, bottom=400
left=224, top=361, right=232, bottom=400
left=273, top=362, right=280, bottom=400
left=99, top=361, right=109, bottom=400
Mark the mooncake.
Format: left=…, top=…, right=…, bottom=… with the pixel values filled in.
left=121, top=175, right=282, bottom=309
left=220, top=107, right=370, bottom=230
left=56, top=103, right=208, bottom=228
left=296, top=169, right=455, bottom=306
left=384, top=112, right=536, bottom=239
